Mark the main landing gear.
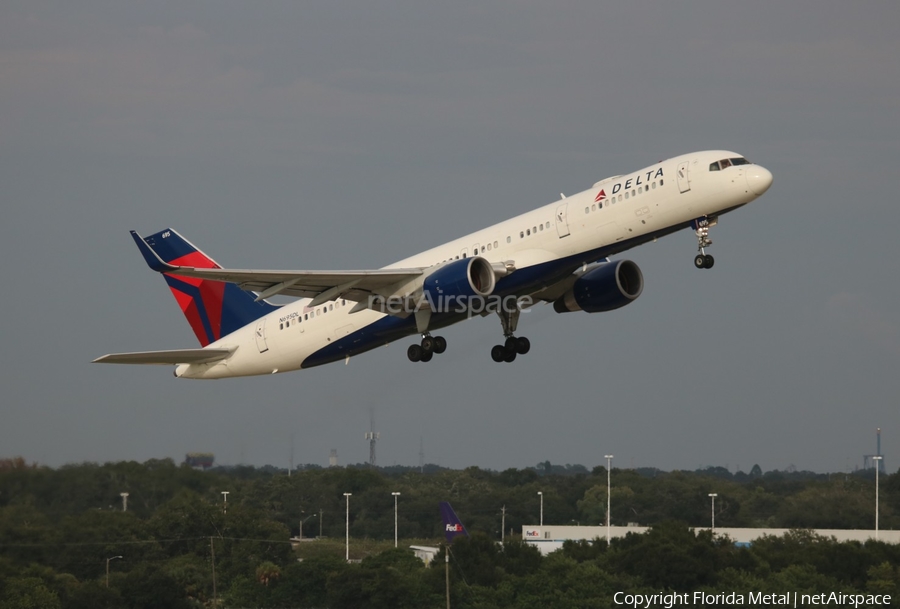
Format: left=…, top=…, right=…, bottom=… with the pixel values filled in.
left=407, top=334, right=447, bottom=363
left=405, top=300, right=533, bottom=364
left=692, top=217, right=716, bottom=270
left=490, top=305, right=531, bottom=363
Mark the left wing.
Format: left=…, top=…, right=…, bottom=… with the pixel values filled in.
left=132, top=230, right=425, bottom=307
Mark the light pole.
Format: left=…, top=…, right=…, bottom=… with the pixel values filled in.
left=873, top=456, right=883, bottom=540
left=344, top=493, right=352, bottom=561
left=392, top=492, right=401, bottom=548
left=221, top=491, right=230, bottom=514
left=709, top=493, right=717, bottom=533
left=120, top=492, right=129, bottom=512
left=299, top=513, right=316, bottom=540
left=604, top=455, right=613, bottom=546
left=106, top=555, right=122, bottom=587
left=537, top=491, right=543, bottom=526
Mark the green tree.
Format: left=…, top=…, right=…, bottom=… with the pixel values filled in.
left=0, top=577, right=61, bottom=609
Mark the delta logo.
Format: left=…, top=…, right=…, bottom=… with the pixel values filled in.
left=445, top=524, right=464, bottom=532
left=594, top=189, right=606, bottom=203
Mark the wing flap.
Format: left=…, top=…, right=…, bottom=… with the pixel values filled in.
left=93, top=348, right=235, bottom=365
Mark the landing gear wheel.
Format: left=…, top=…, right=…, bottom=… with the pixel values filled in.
left=694, top=254, right=715, bottom=269
left=420, top=350, right=433, bottom=363
left=407, top=344, right=423, bottom=362
left=491, top=345, right=506, bottom=362
left=421, top=335, right=435, bottom=353
left=433, top=336, right=447, bottom=354
left=515, top=336, right=531, bottom=355
left=505, top=336, right=518, bottom=351
left=502, top=348, right=517, bottom=363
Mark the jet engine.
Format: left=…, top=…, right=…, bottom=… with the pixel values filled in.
left=422, top=257, right=496, bottom=312
left=553, top=260, right=643, bottom=313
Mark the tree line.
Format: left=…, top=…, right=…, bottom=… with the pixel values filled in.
left=0, top=457, right=898, bottom=608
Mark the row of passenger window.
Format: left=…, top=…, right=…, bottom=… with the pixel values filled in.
left=432, top=218, right=552, bottom=267
left=520, top=221, right=552, bottom=239
left=584, top=180, right=664, bottom=215
left=279, top=299, right=350, bottom=330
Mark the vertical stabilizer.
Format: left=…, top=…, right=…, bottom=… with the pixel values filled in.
left=131, top=228, right=278, bottom=346
left=439, top=501, right=469, bottom=543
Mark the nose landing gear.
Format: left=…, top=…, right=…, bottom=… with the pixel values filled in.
left=692, top=217, right=716, bottom=269
left=694, top=254, right=715, bottom=269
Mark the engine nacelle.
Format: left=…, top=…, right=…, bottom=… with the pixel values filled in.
left=553, top=260, right=643, bottom=313
left=422, top=256, right=496, bottom=312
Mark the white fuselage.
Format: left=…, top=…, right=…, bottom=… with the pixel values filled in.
left=177, top=150, right=771, bottom=378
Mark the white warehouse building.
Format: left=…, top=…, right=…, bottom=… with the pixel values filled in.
left=522, top=525, right=900, bottom=555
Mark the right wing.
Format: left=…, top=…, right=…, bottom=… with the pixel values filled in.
left=92, top=348, right=235, bottom=365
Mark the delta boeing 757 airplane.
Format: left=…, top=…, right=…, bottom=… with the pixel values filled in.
left=94, top=150, right=772, bottom=379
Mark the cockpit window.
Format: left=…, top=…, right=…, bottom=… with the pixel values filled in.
left=709, top=157, right=751, bottom=171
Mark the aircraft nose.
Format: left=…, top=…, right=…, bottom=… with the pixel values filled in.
left=746, top=165, right=773, bottom=195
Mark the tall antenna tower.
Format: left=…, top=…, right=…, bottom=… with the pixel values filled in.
left=863, top=427, right=886, bottom=473
left=419, top=436, right=425, bottom=473
left=365, top=409, right=380, bottom=467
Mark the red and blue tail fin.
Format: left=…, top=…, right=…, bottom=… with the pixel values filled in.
left=131, top=228, right=278, bottom=347
left=440, top=501, right=469, bottom=542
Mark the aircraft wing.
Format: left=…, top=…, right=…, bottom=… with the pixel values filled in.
left=93, top=348, right=235, bottom=365
left=165, top=267, right=424, bottom=303
left=132, top=231, right=424, bottom=306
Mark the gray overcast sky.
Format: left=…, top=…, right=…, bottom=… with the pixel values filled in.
left=2, top=1, right=898, bottom=473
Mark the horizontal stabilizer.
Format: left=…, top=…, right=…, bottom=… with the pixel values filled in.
left=92, top=348, right=235, bottom=365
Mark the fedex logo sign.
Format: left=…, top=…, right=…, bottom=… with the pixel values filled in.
left=524, top=529, right=541, bottom=538
left=446, top=524, right=464, bottom=532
